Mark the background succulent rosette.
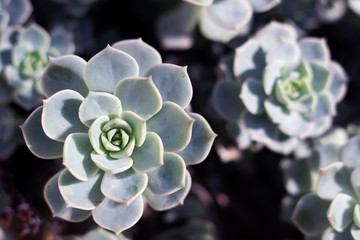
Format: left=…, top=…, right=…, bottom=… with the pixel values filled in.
left=212, top=21, right=348, bottom=154
left=21, top=39, right=216, bottom=235
left=0, top=23, right=74, bottom=110
left=280, top=128, right=360, bottom=239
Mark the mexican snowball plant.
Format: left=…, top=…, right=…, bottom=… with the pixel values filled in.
left=212, top=21, right=348, bottom=154
left=21, top=39, right=216, bottom=234
left=289, top=133, right=360, bottom=239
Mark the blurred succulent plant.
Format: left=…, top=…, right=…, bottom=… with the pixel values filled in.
left=278, top=0, right=360, bottom=30
left=0, top=0, right=32, bottom=34
left=286, top=131, right=360, bottom=239
left=21, top=39, right=216, bottom=235
left=157, top=0, right=280, bottom=49
left=212, top=21, right=348, bottom=154
left=0, top=23, right=74, bottom=110
left=0, top=104, right=23, bottom=159
left=280, top=127, right=349, bottom=221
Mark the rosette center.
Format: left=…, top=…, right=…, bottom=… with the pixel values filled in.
left=20, top=51, right=48, bottom=72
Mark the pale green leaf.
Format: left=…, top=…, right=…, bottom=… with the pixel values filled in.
left=147, top=102, right=194, bottom=152
left=63, top=133, right=99, bottom=181
left=84, top=46, right=139, bottom=93
left=42, top=89, right=87, bottom=142
left=114, top=77, right=161, bottom=120
left=147, top=152, right=186, bottom=196
left=20, top=106, right=63, bottom=159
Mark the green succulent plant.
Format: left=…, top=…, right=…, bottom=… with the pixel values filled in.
left=212, top=21, right=348, bottom=154
left=157, top=0, right=280, bottom=49
left=1, top=23, right=74, bottom=110
left=287, top=133, right=360, bottom=239
left=21, top=39, right=216, bottom=235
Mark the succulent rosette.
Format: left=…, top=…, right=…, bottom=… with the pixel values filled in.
left=21, top=39, right=216, bottom=234
left=287, top=133, right=360, bottom=239
left=157, top=0, right=280, bottom=49
left=280, top=127, right=348, bottom=221
left=1, top=23, right=74, bottom=110
left=212, top=21, right=348, bottom=154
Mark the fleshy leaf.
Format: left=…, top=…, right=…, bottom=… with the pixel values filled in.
left=19, top=24, right=50, bottom=50
left=351, top=166, right=360, bottom=199
left=114, top=77, right=161, bottom=120
left=327, top=193, right=356, bottom=232
left=81, top=228, right=121, bottom=240
left=299, top=38, right=330, bottom=62
left=248, top=0, right=280, bottom=12
left=266, top=39, right=301, bottom=65
left=79, top=92, right=122, bottom=127
left=255, top=21, right=297, bottom=51
left=50, top=31, right=75, bottom=55
left=147, top=102, right=194, bottom=152
left=212, top=80, right=243, bottom=121
left=309, top=62, right=331, bottom=93
left=234, top=39, right=266, bottom=80
left=156, top=2, right=199, bottom=50
left=316, top=162, right=354, bottom=200
left=91, top=151, right=133, bottom=174
left=291, top=193, right=330, bottom=236
left=120, top=111, right=146, bottom=147
left=63, top=133, right=99, bottom=181
left=7, top=0, right=32, bottom=25
left=307, top=143, right=341, bottom=172
left=144, top=64, right=192, bottom=109
left=84, top=46, right=139, bottom=93
left=41, top=55, right=88, bottom=98
left=199, top=7, right=247, bottom=43
left=92, top=196, right=143, bottom=235
left=243, top=112, right=298, bottom=154
left=303, top=94, right=334, bottom=121
left=264, top=97, right=291, bottom=124
left=100, top=168, right=148, bottom=205
left=147, top=152, right=186, bottom=196
left=340, top=135, right=360, bottom=171
left=263, top=60, right=283, bottom=95
left=328, top=61, right=348, bottom=102
left=278, top=112, right=312, bottom=138
left=207, top=0, right=252, bottom=29
left=20, top=106, right=63, bottom=159
left=240, top=78, right=266, bottom=115
left=59, top=170, right=104, bottom=210
left=112, top=39, right=162, bottom=76
left=177, top=113, right=216, bottom=165
left=131, top=132, right=164, bottom=173
left=42, top=90, right=87, bottom=142
left=144, top=170, right=191, bottom=211
left=89, top=115, right=109, bottom=154
left=44, top=172, right=92, bottom=222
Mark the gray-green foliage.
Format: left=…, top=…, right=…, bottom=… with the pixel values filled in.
left=0, top=23, right=74, bottom=110
left=282, top=128, right=360, bottom=239
left=212, top=21, right=348, bottom=154
left=157, top=0, right=280, bottom=49
left=21, top=39, right=216, bottom=235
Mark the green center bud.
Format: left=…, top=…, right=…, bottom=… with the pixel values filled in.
left=20, top=51, right=48, bottom=72
left=101, top=118, right=136, bottom=158
left=275, top=70, right=311, bottom=104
